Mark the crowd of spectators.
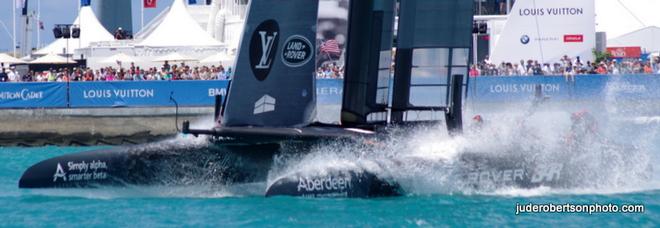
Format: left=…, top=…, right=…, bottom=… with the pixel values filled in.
left=474, top=0, right=516, bottom=15
left=470, top=55, right=660, bottom=77
left=316, top=62, right=344, bottom=79
left=0, top=61, right=232, bottom=82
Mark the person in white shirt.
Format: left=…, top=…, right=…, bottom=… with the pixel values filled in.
left=7, top=68, right=17, bottom=82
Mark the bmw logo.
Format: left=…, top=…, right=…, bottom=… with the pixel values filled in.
left=520, top=35, right=530, bottom=45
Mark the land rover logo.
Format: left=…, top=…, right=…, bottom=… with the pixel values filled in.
left=250, top=20, right=280, bottom=81
left=520, top=35, right=530, bottom=45
left=281, top=35, right=313, bottom=68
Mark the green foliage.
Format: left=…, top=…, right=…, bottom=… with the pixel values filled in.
left=592, top=49, right=612, bottom=63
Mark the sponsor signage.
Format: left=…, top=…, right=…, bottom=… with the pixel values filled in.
left=564, top=34, right=584, bottom=43
left=471, top=75, right=660, bottom=102
left=249, top=20, right=280, bottom=81
left=5, top=76, right=660, bottom=109
left=281, top=35, right=313, bottom=67
left=491, top=0, right=596, bottom=64
left=0, top=82, right=67, bottom=108
left=606, top=47, right=642, bottom=58
left=53, top=160, right=109, bottom=183
left=69, top=80, right=229, bottom=107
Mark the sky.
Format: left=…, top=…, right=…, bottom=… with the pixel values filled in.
left=595, top=0, right=660, bottom=38
left=0, top=0, right=177, bottom=54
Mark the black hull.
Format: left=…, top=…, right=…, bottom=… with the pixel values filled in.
left=266, top=170, right=402, bottom=198
left=19, top=142, right=280, bottom=189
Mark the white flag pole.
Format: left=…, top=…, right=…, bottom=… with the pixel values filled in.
left=141, top=0, right=145, bottom=31
left=37, top=0, right=40, bottom=49
left=13, top=0, right=17, bottom=56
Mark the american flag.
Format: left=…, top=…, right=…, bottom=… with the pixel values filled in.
left=320, top=39, right=341, bottom=55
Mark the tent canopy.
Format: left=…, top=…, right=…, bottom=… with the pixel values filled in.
left=102, top=53, right=139, bottom=64
left=35, top=6, right=114, bottom=55
left=138, top=0, right=222, bottom=47
left=200, top=52, right=232, bottom=63
left=153, top=53, right=198, bottom=62
left=608, top=26, right=660, bottom=53
left=596, top=0, right=660, bottom=39
left=0, top=53, right=26, bottom=65
left=30, top=54, right=73, bottom=64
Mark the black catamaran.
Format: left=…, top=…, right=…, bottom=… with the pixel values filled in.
left=21, top=0, right=616, bottom=197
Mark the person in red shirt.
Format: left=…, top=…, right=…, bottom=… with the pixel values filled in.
left=596, top=63, right=608, bottom=75
left=469, top=64, right=480, bottom=77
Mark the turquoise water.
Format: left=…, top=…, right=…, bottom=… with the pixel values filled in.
left=1, top=145, right=658, bottom=227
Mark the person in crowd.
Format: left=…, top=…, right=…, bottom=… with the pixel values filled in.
left=22, top=71, right=33, bottom=82
left=163, top=61, right=170, bottom=72
left=7, top=67, right=18, bottom=82
left=0, top=69, right=8, bottom=82
left=469, top=64, right=480, bottom=77
left=114, top=27, right=125, bottom=40
left=47, top=69, right=56, bottom=82
left=224, top=67, right=233, bottom=79
left=133, top=67, right=144, bottom=81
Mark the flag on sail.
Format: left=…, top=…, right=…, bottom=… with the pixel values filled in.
left=80, top=0, right=91, bottom=7
left=144, top=0, right=157, bottom=8
left=188, top=0, right=197, bottom=4
left=320, top=39, right=341, bottom=55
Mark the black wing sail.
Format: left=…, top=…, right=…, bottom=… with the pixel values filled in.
left=390, top=0, right=474, bottom=126
left=341, top=0, right=396, bottom=126
left=222, top=0, right=319, bottom=128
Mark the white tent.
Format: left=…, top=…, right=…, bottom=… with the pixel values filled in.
left=596, top=0, right=660, bottom=39
left=35, top=6, right=114, bottom=55
left=138, top=0, right=223, bottom=47
left=0, top=53, right=26, bottom=65
left=101, top=53, right=139, bottom=64
left=30, top=53, right=73, bottom=64
left=608, top=26, right=660, bottom=53
left=153, top=53, right=198, bottom=62
left=200, top=53, right=232, bottom=63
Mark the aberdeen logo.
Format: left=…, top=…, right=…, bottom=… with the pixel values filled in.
left=250, top=20, right=280, bottom=81
left=254, top=94, right=276, bottom=115
left=520, top=35, right=530, bottom=45
left=281, top=35, right=313, bottom=68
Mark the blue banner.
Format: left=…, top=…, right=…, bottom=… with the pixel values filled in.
left=69, top=80, right=229, bottom=108
left=316, top=79, right=343, bottom=104
left=3, top=75, right=660, bottom=109
left=470, top=75, right=660, bottom=102
left=470, top=76, right=570, bottom=102
left=0, top=82, right=67, bottom=108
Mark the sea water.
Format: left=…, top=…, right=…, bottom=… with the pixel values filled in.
left=1, top=101, right=659, bottom=226
left=0, top=146, right=657, bottom=227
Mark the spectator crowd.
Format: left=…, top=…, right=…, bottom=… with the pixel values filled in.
left=316, top=62, right=345, bottom=79
left=0, top=61, right=232, bottom=83
left=470, top=55, right=660, bottom=77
